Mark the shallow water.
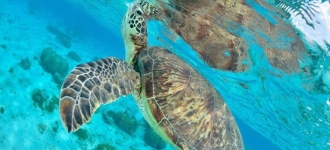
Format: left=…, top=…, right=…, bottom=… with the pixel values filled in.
left=0, top=0, right=329, bottom=149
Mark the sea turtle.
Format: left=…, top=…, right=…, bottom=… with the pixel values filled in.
left=59, top=1, right=243, bottom=150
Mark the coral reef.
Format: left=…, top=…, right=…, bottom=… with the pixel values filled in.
left=37, top=121, right=59, bottom=137
left=51, top=121, right=59, bottom=134
left=102, top=110, right=139, bottom=134
left=0, top=106, right=4, bottom=114
left=31, top=88, right=59, bottom=113
left=73, top=128, right=89, bottom=140
left=3, top=36, right=10, bottom=40
left=67, top=51, right=81, bottom=62
left=144, top=125, right=167, bottom=149
left=39, top=47, right=69, bottom=76
left=39, top=47, right=69, bottom=88
left=47, top=25, right=62, bottom=35
left=8, top=67, right=13, bottom=74
left=19, top=57, right=31, bottom=70
left=31, top=88, right=48, bottom=110
left=52, top=73, right=64, bottom=88
left=93, top=143, right=116, bottom=150
left=101, top=112, right=111, bottom=125
left=58, top=35, right=71, bottom=49
left=37, top=123, right=47, bottom=134
left=44, top=96, right=59, bottom=113
left=0, top=44, right=6, bottom=50
left=46, top=25, right=72, bottom=49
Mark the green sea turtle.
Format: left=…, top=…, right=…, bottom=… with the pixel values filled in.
left=59, top=1, right=243, bottom=150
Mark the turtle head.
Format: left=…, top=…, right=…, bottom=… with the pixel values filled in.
left=122, top=2, right=148, bottom=68
left=138, top=0, right=162, bottom=19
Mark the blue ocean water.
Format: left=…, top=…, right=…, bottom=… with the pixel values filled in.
left=0, top=0, right=329, bottom=149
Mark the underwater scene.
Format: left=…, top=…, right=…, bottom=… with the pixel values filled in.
left=1, top=0, right=330, bottom=149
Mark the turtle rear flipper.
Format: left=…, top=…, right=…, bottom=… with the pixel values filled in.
left=59, top=57, right=140, bottom=132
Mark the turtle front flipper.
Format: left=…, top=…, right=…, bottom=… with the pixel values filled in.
left=59, top=57, right=140, bottom=132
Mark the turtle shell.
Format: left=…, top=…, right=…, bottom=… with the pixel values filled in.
left=137, top=47, right=243, bottom=150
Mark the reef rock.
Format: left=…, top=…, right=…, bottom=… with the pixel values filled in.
left=39, top=47, right=69, bottom=77
left=67, top=51, right=81, bottom=62
left=19, top=57, right=31, bottom=70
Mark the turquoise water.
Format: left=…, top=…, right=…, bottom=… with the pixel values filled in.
left=0, top=0, right=329, bottom=149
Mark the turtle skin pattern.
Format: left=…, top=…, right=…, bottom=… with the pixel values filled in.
left=59, top=57, right=140, bottom=132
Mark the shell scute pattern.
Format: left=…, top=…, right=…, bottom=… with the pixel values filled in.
left=137, top=47, right=243, bottom=149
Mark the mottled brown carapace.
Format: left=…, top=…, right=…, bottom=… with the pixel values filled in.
left=138, top=47, right=243, bottom=149
left=155, top=0, right=310, bottom=73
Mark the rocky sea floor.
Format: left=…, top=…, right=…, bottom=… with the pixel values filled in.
left=0, top=0, right=173, bottom=149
